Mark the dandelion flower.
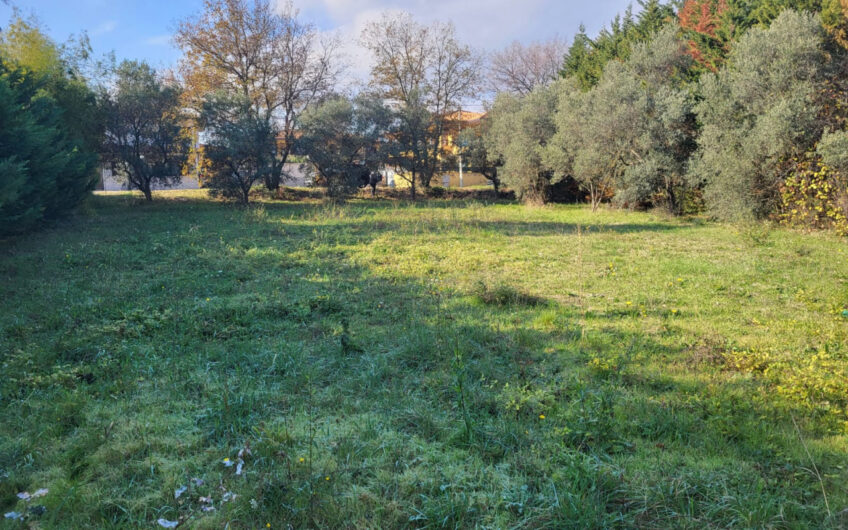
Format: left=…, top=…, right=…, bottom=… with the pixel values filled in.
left=325, top=476, right=330, bottom=481
left=539, top=414, right=545, bottom=420
left=299, top=457, right=305, bottom=463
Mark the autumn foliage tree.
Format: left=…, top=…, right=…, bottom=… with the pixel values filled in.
left=176, top=0, right=337, bottom=191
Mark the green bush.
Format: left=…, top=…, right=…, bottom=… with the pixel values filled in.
left=472, top=280, right=544, bottom=307
left=0, top=65, right=97, bottom=235
left=428, top=186, right=446, bottom=198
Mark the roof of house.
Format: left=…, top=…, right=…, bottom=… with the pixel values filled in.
left=443, top=110, right=486, bottom=124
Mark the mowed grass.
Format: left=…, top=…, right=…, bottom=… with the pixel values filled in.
left=1, top=190, right=847, bottom=528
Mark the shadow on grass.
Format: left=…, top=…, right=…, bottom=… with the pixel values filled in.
left=0, top=193, right=837, bottom=528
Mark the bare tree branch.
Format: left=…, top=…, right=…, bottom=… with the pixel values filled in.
left=489, top=38, right=568, bottom=95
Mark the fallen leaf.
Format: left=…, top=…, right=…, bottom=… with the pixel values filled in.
left=31, top=489, right=48, bottom=498
left=16, top=492, right=30, bottom=500
left=157, top=518, right=179, bottom=528
left=174, top=486, right=187, bottom=499
left=4, top=512, right=23, bottom=520
left=235, top=459, right=244, bottom=476
left=191, top=478, right=204, bottom=486
left=221, top=492, right=237, bottom=503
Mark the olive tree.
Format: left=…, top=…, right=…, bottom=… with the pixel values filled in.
left=817, top=128, right=848, bottom=212
left=297, top=95, right=392, bottom=200
left=605, top=26, right=696, bottom=213
left=690, top=10, right=826, bottom=220
left=818, top=128, right=848, bottom=175
left=457, top=125, right=502, bottom=192
left=200, top=92, right=275, bottom=204
left=547, top=25, right=695, bottom=213
left=102, top=60, right=189, bottom=201
left=485, top=84, right=558, bottom=203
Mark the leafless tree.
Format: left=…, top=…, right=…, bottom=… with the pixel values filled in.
left=489, top=38, right=568, bottom=95
left=361, top=12, right=481, bottom=198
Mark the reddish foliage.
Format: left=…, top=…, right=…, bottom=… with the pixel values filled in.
left=679, top=0, right=727, bottom=37
left=678, top=0, right=730, bottom=70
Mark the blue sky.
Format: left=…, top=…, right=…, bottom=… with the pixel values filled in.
left=2, top=0, right=634, bottom=74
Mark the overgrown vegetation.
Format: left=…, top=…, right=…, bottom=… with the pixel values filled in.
left=1, top=193, right=846, bottom=527
left=484, top=0, right=848, bottom=228
left=0, top=13, right=101, bottom=235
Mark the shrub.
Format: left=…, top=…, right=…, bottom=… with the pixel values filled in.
left=779, top=161, right=848, bottom=235
left=428, top=186, right=446, bottom=198
left=691, top=10, right=826, bottom=220
left=472, top=281, right=543, bottom=307
left=0, top=65, right=97, bottom=235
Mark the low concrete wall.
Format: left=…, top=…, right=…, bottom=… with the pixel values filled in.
left=98, top=163, right=313, bottom=191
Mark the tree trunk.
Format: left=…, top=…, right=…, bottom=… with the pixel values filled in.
left=264, top=174, right=280, bottom=191
left=410, top=172, right=417, bottom=200
left=589, top=185, right=599, bottom=212
left=142, top=183, right=153, bottom=202
left=264, top=164, right=282, bottom=191
left=487, top=171, right=500, bottom=193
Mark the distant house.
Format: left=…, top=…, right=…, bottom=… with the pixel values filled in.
left=438, top=110, right=491, bottom=188
left=440, top=110, right=486, bottom=155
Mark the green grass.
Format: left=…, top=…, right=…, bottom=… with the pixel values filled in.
left=1, top=190, right=847, bottom=528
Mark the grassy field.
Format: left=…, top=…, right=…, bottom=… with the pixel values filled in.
left=1, top=190, right=847, bottom=528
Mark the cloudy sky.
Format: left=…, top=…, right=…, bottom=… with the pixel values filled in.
left=2, top=0, right=634, bottom=88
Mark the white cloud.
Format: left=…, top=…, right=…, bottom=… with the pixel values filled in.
left=145, top=34, right=172, bottom=46
left=293, top=0, right=570, bottom=49
left=92, top=20, right=117, bottom=36
left=285, top=0, right=631, bottom=91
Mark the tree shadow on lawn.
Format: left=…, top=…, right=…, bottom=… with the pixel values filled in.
left=2, top=195, right=837, bottom=527
left=177, top=210, right=835, bottom=519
